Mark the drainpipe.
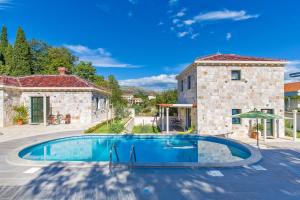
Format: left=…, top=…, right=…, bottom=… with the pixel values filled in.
left=162, top=107, right=165, bottom=131
left=263, top=110, right=267, bottom=141
left=293, top=110, right=297, bottom=141
left=166, top=107, right=169, bottom=134
left=43, top=95, right=47, bottom=126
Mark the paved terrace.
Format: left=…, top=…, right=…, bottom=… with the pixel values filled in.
left=0, top=131, right=300, bottom=199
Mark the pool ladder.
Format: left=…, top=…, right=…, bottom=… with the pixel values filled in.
left=129, top=145, right=137, bottom=169
left=109, top=144, right=119, bottom=167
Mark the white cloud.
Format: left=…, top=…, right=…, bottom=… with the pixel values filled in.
left=120, top=74, right=177, bottom=90
left=169, top=0, right=178, bottom=6
left=176, top=8, right=186, bottom=17
left=226, top=32, right=232, bottom=40
left=177, top=31, right=188, bottom=38
left=191, top=33, right=199, bottom=39
left=172, top=18, right=180, bottom=24
left=285, top=61, right=300, bottom=83
left=65, top=44, right=141, bottom=68
left=184, top=10, right=259, bottom=25
left=0, top=0, right=12, bottom=9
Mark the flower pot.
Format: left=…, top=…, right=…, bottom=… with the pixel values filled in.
left=17, top=119, right=23, bottom=125
left=251, top=131, right=258, bottom=139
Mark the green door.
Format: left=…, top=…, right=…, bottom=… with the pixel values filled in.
left=31, top=97, right=44, bottom=123
left=261, top=109, right=274, bottom=137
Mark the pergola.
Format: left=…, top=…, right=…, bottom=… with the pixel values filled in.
left=157, top=103, right=197, bottom=134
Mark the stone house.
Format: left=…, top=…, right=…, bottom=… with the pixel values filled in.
left=0, top=67, right=111, bottom=127
left=167, top=54, right=287, bottom=138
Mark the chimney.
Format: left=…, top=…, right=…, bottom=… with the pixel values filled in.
left=58, top=67, right=67, bottom=75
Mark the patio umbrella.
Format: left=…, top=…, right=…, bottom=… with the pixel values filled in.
left=232, top=109, right=282, bottom=147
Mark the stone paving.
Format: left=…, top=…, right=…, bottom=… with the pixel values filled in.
left=0, top=132, right=300, bottom=199
left=0, top=123, right=96, bottom=143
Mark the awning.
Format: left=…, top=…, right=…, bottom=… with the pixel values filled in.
left=158, top=103, right=197, bottom=108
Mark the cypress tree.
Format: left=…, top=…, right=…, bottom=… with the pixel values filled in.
left=0, top=26, right=8, bottom=52
left=4, top=44, right=13, bottom=74
left=12, top=27, right=31, bottom=76
left=0, top=26, right=8, bottom=65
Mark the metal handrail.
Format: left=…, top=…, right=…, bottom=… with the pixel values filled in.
left=109, top=144, right=119, bottom=166
left=129, top=145, right=137, bottom=163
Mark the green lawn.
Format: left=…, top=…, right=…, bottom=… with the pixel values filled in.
left=94, top=123, right=110, bottom=133
left=85, top=118, right=130, bottom=134
left=132, top=125, right=160, bottom=134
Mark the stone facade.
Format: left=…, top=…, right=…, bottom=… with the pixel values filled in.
left=177, top=62, right=285, bottom=138
left=0, top=88, right=111, bottom=127
left=0, top=90, right=3, bottom=127
left=177, top=66, right=198, bottom=130
left=4, top=89, right=22, bottom=126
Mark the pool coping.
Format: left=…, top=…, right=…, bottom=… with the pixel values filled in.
left=6, top=134, right=262, bottom=168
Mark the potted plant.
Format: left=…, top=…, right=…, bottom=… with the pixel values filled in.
left=13, top=105, right=28, bottom=125
left=250, top=123, right=264, bottom=139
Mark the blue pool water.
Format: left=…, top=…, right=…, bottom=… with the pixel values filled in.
left=19, top=135, right=251, bottom=163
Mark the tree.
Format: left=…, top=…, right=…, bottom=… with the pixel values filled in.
left=2, top=44, right=13, bottom=74
left=155, top=89, right=177, bottom=104
left=0, top=26, right=8, bottom=65
left=30, top=39, right=51, bottom=74
left=11, top=27, right=31, bottom=76
left=74, top=61, right=96, bottom=81
left=155, top=89, right=178, bottom=115
left=93, top=75, right=108, bottom=88
left=108, top=75, right=125, bottom=106
left=44, top=47, right=77, bottom=74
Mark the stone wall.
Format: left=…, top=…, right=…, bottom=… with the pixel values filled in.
left=178, top=67, right=197, bottom=104
left=21, top=91, right=93, bottom=124
left=196, top=65, right=285, bottom=138
left=2, top=89, right=22, bottom=127
left=177, top=66, right=198, bottom=131
left=0, top=90, right=4, bottom=127
left=91, top=91, right=111, bottom=123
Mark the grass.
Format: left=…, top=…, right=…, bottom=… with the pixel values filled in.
left=132, top=125, right=160, bottom=134
left=85, top=118, right=131, bottom=134
left=94, top=123, right=110, bottom=133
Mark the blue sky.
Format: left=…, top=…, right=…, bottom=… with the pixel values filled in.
left=1, top=0, right=300, bottom=90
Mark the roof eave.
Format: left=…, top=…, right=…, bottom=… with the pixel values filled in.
left=195, top=60, right=288, bottom=65
left=0, top=85, right=111, bottom=95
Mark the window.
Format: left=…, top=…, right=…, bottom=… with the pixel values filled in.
left=96, top=97, right=100, bottom=110
left=232, top=109, right=241, bottom=124
left=181, top=80, right=184, bottom=92
left=187, top=75, right=191, bottom=90
left=231, top=70, right=241, bottom=80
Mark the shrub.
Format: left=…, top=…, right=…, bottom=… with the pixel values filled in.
left=109, top=121, right=124, bottom=133
left=13, top=105, right=28, bottom=124
left=84, top=119, right=113, bottom=133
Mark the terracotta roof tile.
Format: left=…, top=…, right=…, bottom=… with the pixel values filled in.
left=0, top=76, right=20, bottom=87
left=0, top=75, right=109, bottom=92
left=196, top=54, right=285, bottom=62
left=284, top=82, right=300, bottom=93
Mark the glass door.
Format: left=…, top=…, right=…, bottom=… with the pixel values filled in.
left=185, top=108, right=191, bottom=130
left=261, top=109, right=274, bottom=137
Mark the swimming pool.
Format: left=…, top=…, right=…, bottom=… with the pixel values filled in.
left=18, top=135, right=257, bottom=167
